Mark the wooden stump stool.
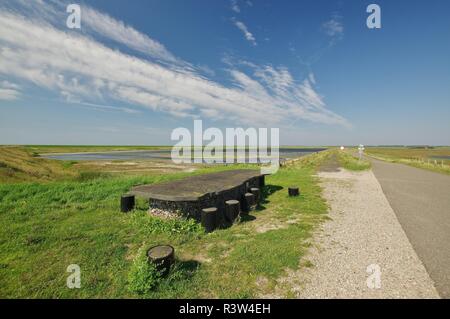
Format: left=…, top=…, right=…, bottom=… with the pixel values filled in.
left=250, top=187, right=260, bottom=205
left=288, top=187, right=300, bottom=197
left=225, top=200, right=240, bottom=223
left=259, top=175, right=265, bottom=187
left=147, top=245, right=175, bottom=276
left=241, top=193, right=256, bottom=213
left=121, top=194, right=135, bottom=212
left=201, top=207, right=218, bottom=232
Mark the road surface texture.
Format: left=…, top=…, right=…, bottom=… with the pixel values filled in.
left=370, top=158, right=450, bottom=298
left=265, top=168, right=439, bottom=298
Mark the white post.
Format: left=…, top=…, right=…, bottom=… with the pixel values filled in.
left=358, top=144, right=365, bottom=161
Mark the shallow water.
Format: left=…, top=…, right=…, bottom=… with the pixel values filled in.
left=41, top=148, right=326, bottom=162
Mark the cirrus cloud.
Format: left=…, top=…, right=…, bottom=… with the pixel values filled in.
left=232, top=18, right=257, bottom=46
left=0, top=0, right=349, bottom=128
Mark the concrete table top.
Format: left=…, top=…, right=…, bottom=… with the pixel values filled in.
left=131, top=169, right=263, bottom=201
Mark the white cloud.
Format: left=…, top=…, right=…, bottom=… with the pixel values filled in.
left=0, top=80, right=21, bottom=100
left=231, top=0, right=253, bottom=13
left=0, top=1, right=349, bottom=128
left=322, top=17, right=344, bottom=38
left=231, top=0, right=240, bottom=13
left=1, top=80, right=20, bottom=90
left=233, top=19, right=257, bottom=46
left=197, top=64, right=216, bottom=77
left=82, top=6, right=183, bottom=65
left=0, top=88, right=20, bottom=101
left=71, top=101, right=141, bottom=114
left=6, top=0, right=183, bottom=66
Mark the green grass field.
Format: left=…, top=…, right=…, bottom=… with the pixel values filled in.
left=0, top=147, right=334, bottom=298
left=366, top=146, right=450, bottom=175
left=0, top=146, right=79, bottom=183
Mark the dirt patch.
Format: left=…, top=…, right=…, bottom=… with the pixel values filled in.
left=254, top=217, right=300, bottom=233
left=254, top=221, right=285, bottom=233
left=124, top=243, right=138, bottom=261
left=181, top=252, right=212, bottom=264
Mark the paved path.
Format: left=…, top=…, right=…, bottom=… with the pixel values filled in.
left=370, top=159, right=450, bottom=298
left=289, top=169, right=438, bottom=298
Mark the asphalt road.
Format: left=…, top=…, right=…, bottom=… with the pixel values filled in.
left=370, top=158, right=450, bottom=298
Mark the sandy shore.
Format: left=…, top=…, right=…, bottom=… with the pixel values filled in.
left=277, top=168, right=440, bottom=298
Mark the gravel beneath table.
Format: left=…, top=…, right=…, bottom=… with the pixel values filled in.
left=290, top=169, right=439, bottom=298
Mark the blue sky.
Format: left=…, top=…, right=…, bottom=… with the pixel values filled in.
left=0, top=0, right=449, bottom=145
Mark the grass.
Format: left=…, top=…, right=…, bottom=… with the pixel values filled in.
left=0, top=147, right=330, bottom=298
left=0, top=146, right=79, bottom=183
left=336, top=150, right=371, bottom=171
left=366, top=146, right=450, bottom=175
left=0, top=146, right=196, bottom=183
left=284, top=148, right=370, bottom=172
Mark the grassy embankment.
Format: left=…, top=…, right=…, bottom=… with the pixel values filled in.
left=0, top=146, right=80, bottom=183
left=290, top=148, right=370, bottom=171
left=0, top=146, right=194, bottom=183
left=337, top=149, right=371, bottom=171
left=365, top=147, right=450, bottom=175
left=0, top=147, right=335, bottom=298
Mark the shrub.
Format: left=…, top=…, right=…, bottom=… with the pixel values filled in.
left=128, top=246, right=163, bottom=295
